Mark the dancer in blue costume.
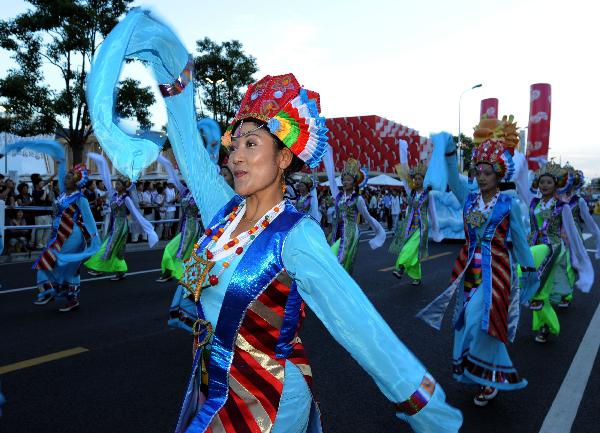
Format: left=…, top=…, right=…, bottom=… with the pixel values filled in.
left=418, top=118, right=539, bottom=407
left=87, top=9, right=461, bottom=433
left=3, top=140, right=101, bottom=312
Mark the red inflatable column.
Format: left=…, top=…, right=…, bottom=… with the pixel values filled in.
left=480, top=98, right=499, bottom=119
left=526, top=83, right=552, bottom=170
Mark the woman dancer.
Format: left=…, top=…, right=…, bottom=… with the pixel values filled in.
left=390, top=161, right=441, bottom=286
left=4, top=140, right=100, bottom=312
left=88, top=11, right=462, bottom=432
left=84, top=153, right=157, bottom=280
left=418, top=121, right=539, bottom=406
left=324, top=153, right=386, bottom=273
left=518, top=161, right=594, bottom=342
left=156, top=155, right=202, bottom=282
left=294, top=174, right=321, bottom=221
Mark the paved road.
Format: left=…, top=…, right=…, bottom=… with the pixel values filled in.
left=1, top=235, right=599, bottom=433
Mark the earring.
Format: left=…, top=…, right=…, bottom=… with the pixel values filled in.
left=281, top=179, right=286, bottom=194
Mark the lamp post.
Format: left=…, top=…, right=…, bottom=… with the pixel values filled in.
left=458, top=83, right=482, bottom=171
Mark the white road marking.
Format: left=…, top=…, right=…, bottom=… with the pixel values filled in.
left=538, top=299, right=600, bottom=433
left=0, top=268, right=161, bottom=295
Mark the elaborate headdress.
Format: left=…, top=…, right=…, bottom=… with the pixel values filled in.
left=532, top=160, right=572, bottom=194
left=298, top=174, right=314, bottom=191
left=221, top=74, right=328, bottom=169
left=564, top=163, right=585, bottom=192
left=71, top=163, right=89, bottom=190
left=470, top=115, right=517, bottom=181
left=341, top=158, right=366, bottom=186
left=408, top=163, right=427, bottom=178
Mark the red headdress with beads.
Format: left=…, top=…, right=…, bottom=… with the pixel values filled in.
left=221, top=73, right=328, bottom=169
left=471, top=115, right=517, bottom=181
left=71, top=163, right=89, bottom=190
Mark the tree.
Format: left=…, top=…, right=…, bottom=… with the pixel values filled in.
left=193, top=37, right=258, bottom=128
left=0, top=0, right=155, bottom=163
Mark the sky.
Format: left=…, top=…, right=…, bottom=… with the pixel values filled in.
left=1, top=0, right=600, bottom=177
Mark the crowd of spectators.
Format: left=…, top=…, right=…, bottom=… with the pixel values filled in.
left=0, top=173, right=186, bottom=255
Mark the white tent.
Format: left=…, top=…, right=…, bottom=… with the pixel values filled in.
left=367, top=174, right=403, bottom=186
left=1, top=132, right=57, bottom=178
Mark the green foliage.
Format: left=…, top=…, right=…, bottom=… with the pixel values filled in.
left=116, top=78, right=155, bottom=131
left=194, top=37, right=258, bottom=128
left=0, top=1, right=154, bottom=162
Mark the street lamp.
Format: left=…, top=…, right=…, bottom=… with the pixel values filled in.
left=458, top=83, right=482, bottom=171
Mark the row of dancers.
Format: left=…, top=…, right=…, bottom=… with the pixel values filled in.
left=4, top=8, right=599, bottom=433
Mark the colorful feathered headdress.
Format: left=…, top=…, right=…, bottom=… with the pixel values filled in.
left=471, top=115, right=517, bottom=181
left=221, top=73, right=328, bottom=169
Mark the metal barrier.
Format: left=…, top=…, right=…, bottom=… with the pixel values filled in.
left=0, top=198, right=188, bottom=253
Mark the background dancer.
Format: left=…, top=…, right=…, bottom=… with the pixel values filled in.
left=418, top=123, right=539, bottom=407
left=3, top=140, right=100, bottom=312
left=84, top=153, right=157, bottom=280
left=390, top=156, right=441, bottom=286
left=324, top=152, right=386, bottom=273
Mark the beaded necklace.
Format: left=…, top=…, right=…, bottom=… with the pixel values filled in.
left=186, top=199, right=285, bottom=301
left=466, top=191, right=499, bottom=228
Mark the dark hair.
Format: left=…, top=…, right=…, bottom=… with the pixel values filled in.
left=17, top=182, right=28, bottom=193
left=156, top=185, right=164, bottom=194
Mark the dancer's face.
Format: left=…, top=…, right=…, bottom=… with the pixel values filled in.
left=297, top=182, right=308, bottom=196
left=220, top=166, right=234, bottom=188
left=228, top=121, right=292, bottom=197
left=413, top=174, right=424, bottom=189
left=64, top=172, right=76, bottom=190
left=539, top=175, right=556, bottom=197
left=475, top=163, right=498, bottom=193
left=342, top=175, right=355, bottom=192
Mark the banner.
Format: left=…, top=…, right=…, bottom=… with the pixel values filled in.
left=525, top=83, right=552, bottom=170
left=480, top=98, right=499, bottom=119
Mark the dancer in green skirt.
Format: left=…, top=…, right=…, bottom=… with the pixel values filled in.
left=518, top=161, right=593, bottom=343
left=156, top=155, right=202, bottom=282
left=85, top=153, right=157, bottom=280
left=323, top=153, right=386, bottom=274
left=390, top=161, right=441, bottom=286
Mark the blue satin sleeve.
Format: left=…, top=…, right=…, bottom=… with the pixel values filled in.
left=56, top=196, right=101, bottom=265
left=445, top=154, right=467, bottom=207
left=509, top=199, right=539, bottom=302
left=509, top=200, right=535, bottom=269
left=169, top=123, right=234, bottom=224
left=282, top=218, right=462, bottom=433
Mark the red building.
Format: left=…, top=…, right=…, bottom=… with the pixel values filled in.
left=324, top=115, right=432, bottom=173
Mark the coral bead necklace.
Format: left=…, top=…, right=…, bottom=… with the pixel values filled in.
left=194, top=199, right=285, bottom=289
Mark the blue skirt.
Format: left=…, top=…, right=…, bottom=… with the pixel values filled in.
left=452, top=286, right=527, bottom=390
